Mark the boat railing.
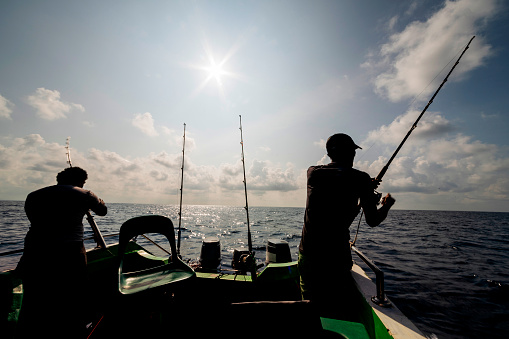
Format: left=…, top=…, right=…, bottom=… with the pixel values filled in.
left=0, top=233, right=120, bottom=258
left=85, top=232, right=120, bottom=241
left=351, top=245, right=391, bottom=308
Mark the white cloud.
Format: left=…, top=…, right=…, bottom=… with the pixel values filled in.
left=219, top=159, right=300, bottom=193
left=249, top=160, right=299, bottom=192
left=132, top=112, right=159, bottom=137
left=383, top=135, right=508, bottom=197
left=0, top=134, right=303, bottom=206
left=0, top=94, right=14, bottom=119
left=0, top=135, right=67, bottom=192
left=387, top=15, right=399, bottom=31
left=369, top=0, right=497, bottom=102
left=356, top=113, right=509, bottom=211
left=27, top=88, right=85, bottom=120
left=161, top=126, right=174, bottom=135
left=314, top=139, right=326, bottom=149
left=363, top=110, right=453, bottom=147
left=151, top=151, right=182, bottom=169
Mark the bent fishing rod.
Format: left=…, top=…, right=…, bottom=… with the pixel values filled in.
left=176, top=123, right=186, bottom=258
left=239, top=115, right=257, bottom=280
left=375, top=36, right=475, bottom=183
left=352, top=36, right=475, bottom=245
left=66, top=137, right=107, bottom=249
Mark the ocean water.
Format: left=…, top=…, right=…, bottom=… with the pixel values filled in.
left=1, top=200, right=508, bottom=339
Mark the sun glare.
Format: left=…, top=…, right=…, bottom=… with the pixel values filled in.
left=189, top=40, right=242, bottom=99
left=205, top=58, right=226, bottom=86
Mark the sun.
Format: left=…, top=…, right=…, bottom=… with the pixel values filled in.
left=204, top=57, right=227, bottom=86
left=188, top=40, right=242, bottom=99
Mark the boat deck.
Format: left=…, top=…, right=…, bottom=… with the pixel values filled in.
left=0, top=243, right=426, bottom=339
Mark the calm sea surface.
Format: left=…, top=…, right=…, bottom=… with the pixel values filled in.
left=1, top=200, right=508, bottom=338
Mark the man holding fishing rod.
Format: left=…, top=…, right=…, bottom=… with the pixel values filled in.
left=297, top=37, right=474, bottom=320
left=298, top=133, right=395, bottom=318
left=16, top=167, right=107, bottom=339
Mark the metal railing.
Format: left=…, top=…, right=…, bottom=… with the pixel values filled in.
left=0, top=233, right=120, bottom=258
left=351, top=245, right=391, bottom=308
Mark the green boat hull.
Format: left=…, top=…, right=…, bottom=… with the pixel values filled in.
left=0, top=242, right=424, bottom=338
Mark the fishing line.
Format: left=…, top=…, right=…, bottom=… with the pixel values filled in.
left=352, top=36, right=475, bottom=245
left=351, top=210, right=364, bottom=247
left=355, top=38, right=471, bottom=163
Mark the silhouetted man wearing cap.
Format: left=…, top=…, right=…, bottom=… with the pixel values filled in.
left=16, top=167, right=107, bottom=338
left=298, top=133, right=395, bottom=318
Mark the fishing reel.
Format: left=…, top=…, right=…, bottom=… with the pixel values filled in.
left=371, top=178, right=383, bottom=205
left=232, top=249, right=255, bottom=274
left=374, top=191, right=395, bottom=208
left=232, top=249, right=263, bottom=274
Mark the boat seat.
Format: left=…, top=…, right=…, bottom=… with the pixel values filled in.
left=117, top=215, right=195, bottom=295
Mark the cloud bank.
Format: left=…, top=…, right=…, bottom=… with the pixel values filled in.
left=132, top=112, right=159, bottom=137
left=366, top=0, right=496, bottom=103
left=0, top=134, right=302, bottom=207
left=27, top=88, right=85, bottom=120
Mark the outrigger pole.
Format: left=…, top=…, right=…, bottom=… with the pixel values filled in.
left=177, top=123, right=186, bottom=258
left=65, top=137, right=107, bottom=249
left=375, top=36, right=475, bottom=183
left=239, top=115, right=257, bottom=280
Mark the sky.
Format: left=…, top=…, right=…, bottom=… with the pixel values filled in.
left=1, top=0, right=508, bottom=212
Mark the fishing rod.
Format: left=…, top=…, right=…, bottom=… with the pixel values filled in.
left=239, top=115, right=257, bottom=280
left=375, top=36, right=475, bottom=183
left=239, top=115, right=252, bottom=253
left=352, top=36, right=475, bottom=246
left=176, top=123, right=186, bottom=258
left=66, top=137, right=107, bottom=249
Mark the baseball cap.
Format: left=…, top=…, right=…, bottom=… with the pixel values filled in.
left=326, top=133, right=362, bottom=154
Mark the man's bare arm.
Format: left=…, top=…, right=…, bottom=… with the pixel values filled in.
left=362, top=193, right=395, bottom=227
